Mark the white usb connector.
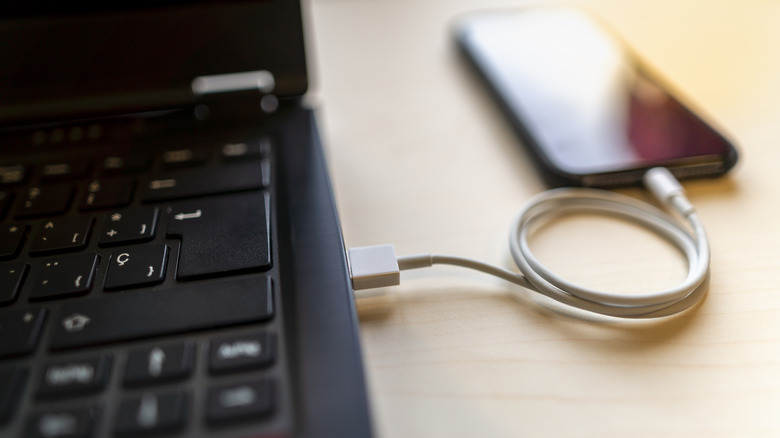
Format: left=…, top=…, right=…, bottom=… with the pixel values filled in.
left=348, top=244, right=400, bottom=291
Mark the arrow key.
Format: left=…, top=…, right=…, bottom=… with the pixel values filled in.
left=104, top=245, right=168, bottom=291
left=27, top=407, right=100, bottom=438
left=207, top=379, right=274, bottom=425
left=124, top=341, right=195, bottom=387
left=114, top=390, right=188, bottom=436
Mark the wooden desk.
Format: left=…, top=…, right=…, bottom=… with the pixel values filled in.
left=307, top=0, right=780, bottom=436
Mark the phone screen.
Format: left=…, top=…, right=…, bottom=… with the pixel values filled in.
left=457, top=8, right=737, bottom=185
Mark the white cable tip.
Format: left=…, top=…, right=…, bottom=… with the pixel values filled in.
left=643, top=167, right=695, bottom=216
left=348, top=244, right=401, bottom=290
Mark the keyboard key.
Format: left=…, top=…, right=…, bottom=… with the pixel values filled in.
left=98, top=207, right=157, bottom=247
left=50, top=276, right=273, bottom=350
left=0, top=222, right=26, bottom=259
left=0, top=307, right=47, bottom=359
left=139, top=161, right=265, bottom=202
left=26, top=406, right=100, bottom=438
left=0, top=190, right=10, bottom=218
left=79, top=178, right=135, bottom=210
left=15, top=185, right=73, bottom=218
left=0, top=164, right=25, bottom=185
left=0, top=366, right=29, bottom=425
left=30, top=254, right=99, bottom=301
left=41, top=161, right=91, bottom=183
left=37, top=354, right=112, bottom=399
left=101, top=154, right=150, bottom=175
left=221, top=138, right=268, bottom=161
left=167, top=191, right=270, bottom=280
left=209, top=331, right=276, bottom=375
left=124, top=341, right=195, bottom=386
left=114, top=391, right=188, bottom=436
left=0, top=262, right=28, bottom=305
left=104, top=245, right=168, bottom=291
left=29, top=216, right=93, bottom=256
left=60, top=313, right=91, bottom=333
left=206, top=379, right=273, bottom=425
left=162, top=147, right=208, bottom=168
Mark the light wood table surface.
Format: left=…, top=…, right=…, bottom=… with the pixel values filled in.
left=306, top=0, right=780, bottom=436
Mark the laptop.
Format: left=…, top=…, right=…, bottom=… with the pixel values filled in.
left=0, top=1, right=373, bottom=437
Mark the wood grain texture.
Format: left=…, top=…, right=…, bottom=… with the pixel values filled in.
left=306, top=0, right=780, bottom=436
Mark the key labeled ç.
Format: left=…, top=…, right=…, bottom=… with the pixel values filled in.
left=104, top=245, right=168, bottom=291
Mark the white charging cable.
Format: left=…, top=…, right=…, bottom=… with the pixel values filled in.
left=348, top=167, right=710, bottom=319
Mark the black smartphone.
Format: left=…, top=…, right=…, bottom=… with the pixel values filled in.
left=455, top=7, right=738, bottom=187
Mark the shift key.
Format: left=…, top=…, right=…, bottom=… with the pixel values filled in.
left=50, top=276, right=273, bottom=351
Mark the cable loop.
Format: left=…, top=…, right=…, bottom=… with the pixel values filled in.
left=508, top=187, right=709, bottom=318
left=392, top=170, right=711, bottom=319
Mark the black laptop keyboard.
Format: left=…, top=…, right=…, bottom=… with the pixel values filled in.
left=0, top=120, right=294, bottom=437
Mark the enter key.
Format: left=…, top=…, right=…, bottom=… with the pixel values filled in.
left=166, top=192, right=270, bottom=280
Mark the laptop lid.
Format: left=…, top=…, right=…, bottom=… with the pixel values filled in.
left=0, top=0, right=308, bottom=126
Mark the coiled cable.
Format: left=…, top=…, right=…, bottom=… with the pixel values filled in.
left=352, top=168, right=710, bottom=319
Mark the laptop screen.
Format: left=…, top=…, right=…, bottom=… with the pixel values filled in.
left=0, top=1, right=308, bottom=125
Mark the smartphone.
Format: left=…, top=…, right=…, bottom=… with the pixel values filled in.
left=455, top=7, right=738, bottom=187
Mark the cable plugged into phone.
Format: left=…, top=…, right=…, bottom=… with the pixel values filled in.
left=347, top=167, right=710, bottom=319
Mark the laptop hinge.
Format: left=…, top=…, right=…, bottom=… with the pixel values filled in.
left=191, top=70, right=280, bottom=120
